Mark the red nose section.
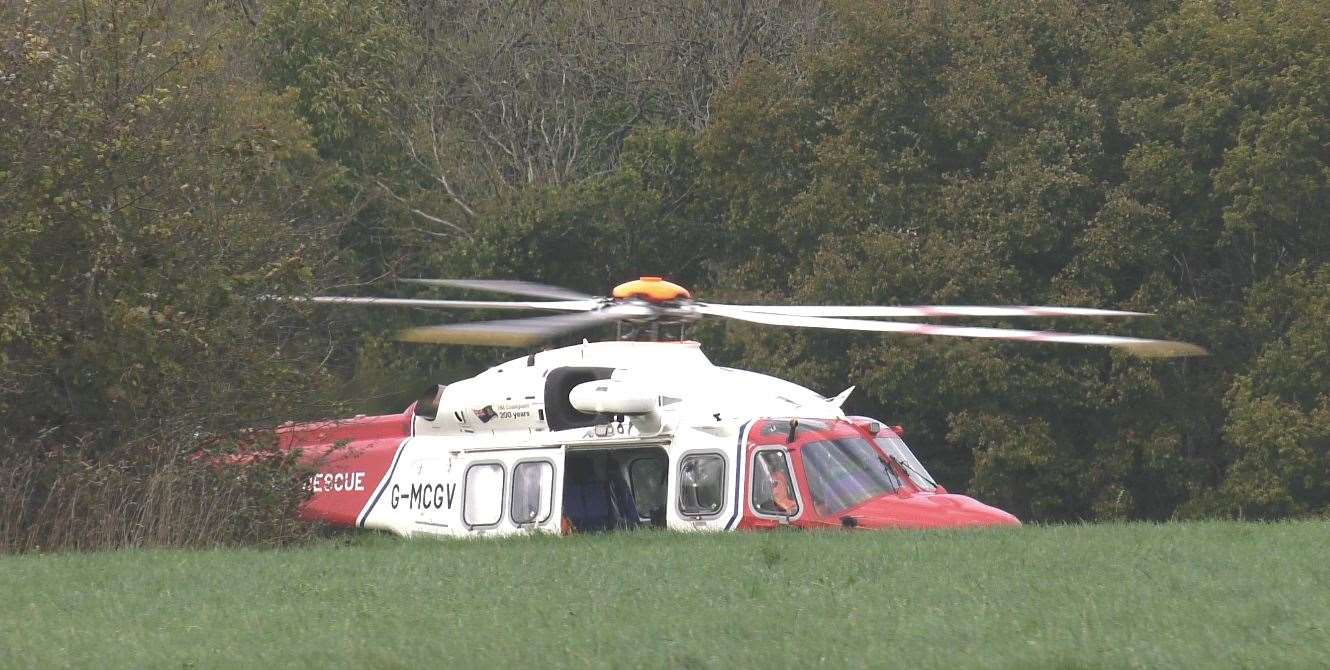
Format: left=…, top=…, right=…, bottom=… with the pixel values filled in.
left=841, top=494, right=1020, bottom=529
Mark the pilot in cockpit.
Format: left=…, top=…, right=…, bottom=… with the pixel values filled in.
left=753, top=450, right=797, bottom=515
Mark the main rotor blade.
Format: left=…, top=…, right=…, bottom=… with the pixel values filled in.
left=400, top=278, right=594, bottom=301
left=295, top=296, right=599, bottom=312
left=397, top=307, right=641, bottom=346
left=704, top=303, right=1150, bottom=319
left=701, top=306, right=1207, bottom=358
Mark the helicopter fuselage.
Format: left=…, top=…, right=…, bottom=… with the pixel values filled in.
left=277, top=340, right=1018, bottom=536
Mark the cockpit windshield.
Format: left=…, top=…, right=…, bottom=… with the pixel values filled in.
left=874, top=432, right=937, bottom=492
left=800, top=435, right=902, bottom=516
left=748, top=418, right=941, bottom=518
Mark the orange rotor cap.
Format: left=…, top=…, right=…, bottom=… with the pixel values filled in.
left=612, top=276, right=692, bottom=302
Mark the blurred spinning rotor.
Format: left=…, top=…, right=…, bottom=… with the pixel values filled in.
left=296, top=276, right=1207, bottom=358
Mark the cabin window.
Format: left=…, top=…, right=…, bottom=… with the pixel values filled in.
left=751, top=449, right=799, bottom=517
left=511, top=460, right=554, bottom=525
left=628, top=455, right=668, bottom=523
left=463, top=462, right=505, bottom=528
left=678, top=453, right=726, bottom=517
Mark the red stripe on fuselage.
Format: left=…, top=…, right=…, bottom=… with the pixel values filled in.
left=277, top=408, right=414, bottom=527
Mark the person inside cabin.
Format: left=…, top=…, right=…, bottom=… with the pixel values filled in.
left=753, top=451, right=797, bottom=515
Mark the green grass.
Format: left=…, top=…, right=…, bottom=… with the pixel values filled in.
left=1, top=522, right=1328, bottom=669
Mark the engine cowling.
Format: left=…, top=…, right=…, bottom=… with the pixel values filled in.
left=568, top=378, right=655, bottom=415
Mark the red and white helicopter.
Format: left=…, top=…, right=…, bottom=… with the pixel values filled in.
left=280, top=277, right=1205, bottom=536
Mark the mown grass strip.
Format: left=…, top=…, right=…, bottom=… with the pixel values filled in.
left=1, top=521, right=1328, bottom=668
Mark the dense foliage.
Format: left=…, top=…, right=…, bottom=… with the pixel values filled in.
left=0, top=0, right=347, bottom=551
left=2, top=0, right=1327, bottom=550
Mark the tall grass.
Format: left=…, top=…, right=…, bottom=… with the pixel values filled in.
left=0, top=439, right=313, bottom=553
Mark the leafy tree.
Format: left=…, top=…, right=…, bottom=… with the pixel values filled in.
left=0, top=0, right=346, bottom=550
left=6, top=0, right=1330, bottom=547
left=1218, top=266, right=1330, bottom=518
left=499, top=0, right=1328, bottom=521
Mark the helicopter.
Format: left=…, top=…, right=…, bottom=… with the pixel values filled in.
left=278, top=277, right=1205, bottom=537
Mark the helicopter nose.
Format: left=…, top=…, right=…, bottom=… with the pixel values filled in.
left=844, top=493, right=1021, bottom=529
left=926, top=494, right=1021, bottom=526
left=973, top=501, right=1022, bottom=526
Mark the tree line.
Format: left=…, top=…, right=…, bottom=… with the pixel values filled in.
left=2, top=0, right=1327, bottom=550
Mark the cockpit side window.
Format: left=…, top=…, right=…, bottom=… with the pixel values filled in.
left=751, top=449, right=799, bottom=517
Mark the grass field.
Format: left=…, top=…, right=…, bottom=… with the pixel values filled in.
left=1, top=522, right=1328, bottom=668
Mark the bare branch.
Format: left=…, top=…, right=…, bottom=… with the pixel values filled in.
left=373, top=179, right=473, bottom=241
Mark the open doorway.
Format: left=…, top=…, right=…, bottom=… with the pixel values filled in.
left=562, top=447, right=668, bottom=532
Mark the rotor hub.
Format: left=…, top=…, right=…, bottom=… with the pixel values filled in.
left=611, top=276, right=691, bottom=303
